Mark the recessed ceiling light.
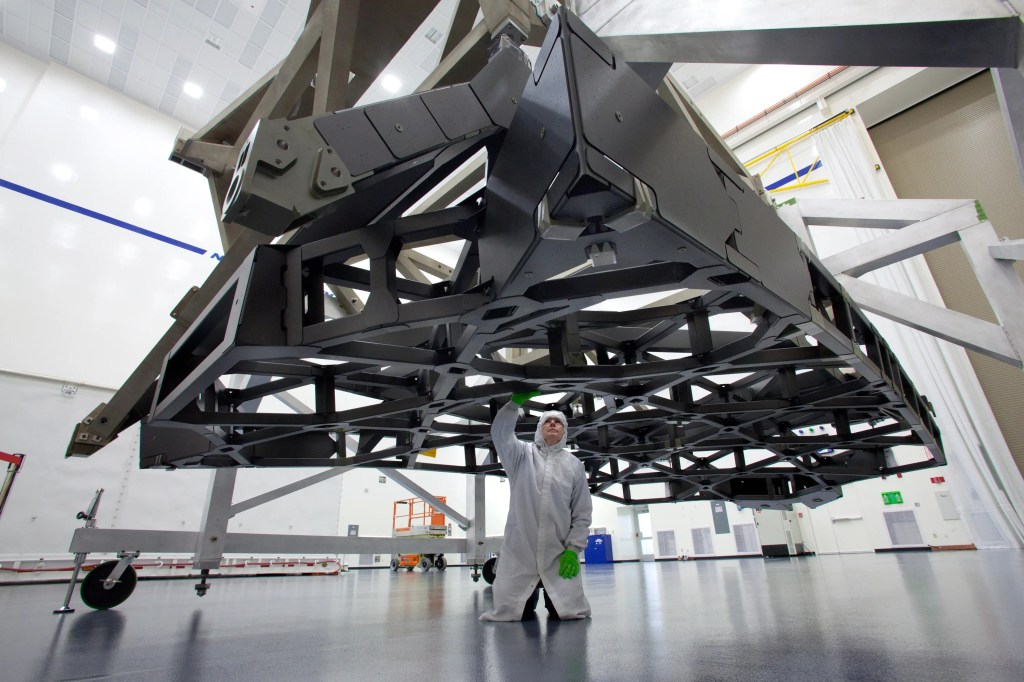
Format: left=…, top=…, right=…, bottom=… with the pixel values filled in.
left=0, top=78, right=7, bottom=93
left=381, top=74, right=402, bottom=93
left=79, top=105, right=98, bottom=122
left=52, top=163, right=76, bottom=182
left=182, top=81, right=203, bottom=99
left=93, top=35, right=116, bottom=54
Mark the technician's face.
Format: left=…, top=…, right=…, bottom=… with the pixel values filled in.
left=542, top=416, right=565, bottom=446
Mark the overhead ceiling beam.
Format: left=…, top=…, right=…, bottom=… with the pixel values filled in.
left=591, top=1, right=1022, bottom=68
left=603, top=19, right=1022, bottom=68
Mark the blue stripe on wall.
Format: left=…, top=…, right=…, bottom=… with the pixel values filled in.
left=0, top=177, right=208, bottom=256
left=765, top=160, right=823, bottom=191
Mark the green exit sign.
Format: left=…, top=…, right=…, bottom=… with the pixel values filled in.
left=881, top=491, right=903, bottom=505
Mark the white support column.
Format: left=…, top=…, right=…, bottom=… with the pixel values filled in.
left=464, top=475, right=489, bottom=567
left=193, top=468, right=237, bottom=570
left=958, top=223, right=1024, bottom=361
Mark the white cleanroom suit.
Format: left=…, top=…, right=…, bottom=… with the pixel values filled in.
left=480, top=401, right=593, bottom=621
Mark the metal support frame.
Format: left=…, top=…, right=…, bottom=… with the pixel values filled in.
left=0, top=451, right=24, bottom=520
left=54, top=488, right=104, bottom=614
left=788, top=198, right=1024, bottom=368
left=67, top=402, right=490, bottom=585
left=465, top=475, right=489, bottom=574
left=384, top=468, right=471, bottom=530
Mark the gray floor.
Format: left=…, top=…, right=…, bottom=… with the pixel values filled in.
left=2, top=551, right=1023, bottom=681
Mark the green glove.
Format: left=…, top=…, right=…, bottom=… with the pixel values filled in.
left=510, top=389, right=541, bottom=406
left=558, top=549, right=579, bottom=579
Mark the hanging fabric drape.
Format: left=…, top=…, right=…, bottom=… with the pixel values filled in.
left=814, top=115, right=1024, bottom=548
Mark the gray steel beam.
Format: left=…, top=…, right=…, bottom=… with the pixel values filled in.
left=994, top=68, right=1024, bottom=187
left=836, top=274, right=1021, bottom=367
left=464, top=475, right=488, bottom=565
left=70, top=528, right=199, bottom=553
left=194, top=469, right=237, bottom=570
left=822, top=202, right=980, bottom=277
left=593, top=1, right=1021, bottom=67
left=990, top=239, right=1024, bottom=260
left=959, top=223, right=1024, bottom=361
left=69, top=527, right=503, bottom=556
left=383, top=468, right=472, bottom=530
left=230, top=467, right=355, bottom=516
left=794, top=198, right=969, bottom=229
left=313, top=0, right=359, bottom=116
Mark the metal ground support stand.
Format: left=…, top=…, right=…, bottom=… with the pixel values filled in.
left=54, top=488, right=104, bottom=614
left=465, top=475, right=488, bottom=582
left=67, top=457, right=504, bottom=607
left=777, top=198, right=1024, bottom=367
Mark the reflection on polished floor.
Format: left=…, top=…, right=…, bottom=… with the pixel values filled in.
left=1, top=551, right=1022, bottom=681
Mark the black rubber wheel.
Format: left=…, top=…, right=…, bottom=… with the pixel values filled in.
left=80, top=560, right=137, bottom=610
left=418, top=556, right=432, bottom=572
left=434, top=555, right=447, bottom=571
left=390, top=558, right=399, bottom=572
left=482, top=556, right=498, bottom=585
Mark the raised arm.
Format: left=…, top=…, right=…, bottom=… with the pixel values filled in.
left=491, top=401, right=529, bottom=477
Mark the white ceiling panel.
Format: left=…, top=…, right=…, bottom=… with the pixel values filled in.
left=0, top=0, right=745, bottom=133
left=0, top=0, right=313, bottom=130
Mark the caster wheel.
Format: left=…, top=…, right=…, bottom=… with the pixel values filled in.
left=80, top=561, right=137, bottom=610
left=482, top=557, right=498, bottom=585
left=434, top=555, right=447, bottom=571
left=419, top=556, right=432, bottom=572
left=390, top=558, right=399, bottom=572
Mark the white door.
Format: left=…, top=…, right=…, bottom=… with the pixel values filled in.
left=615, top=507, right=640, bottom=561
left=636, top=506, right=655, bottom=562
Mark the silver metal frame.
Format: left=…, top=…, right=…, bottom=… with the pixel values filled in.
left=781, top=198, right=1024, bottom=368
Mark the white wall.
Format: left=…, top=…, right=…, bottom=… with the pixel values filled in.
left=0, top=43, right=382, bottom=564
left=0, top=41, right=222, bottom=388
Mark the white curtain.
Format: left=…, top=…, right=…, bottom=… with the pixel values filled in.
left=813, top=116, right=1024, bottom=548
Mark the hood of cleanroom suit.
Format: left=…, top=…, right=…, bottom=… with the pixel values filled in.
left=480, top=402, right=593, bottom=621
left=533, top=410, right=568, bottom=453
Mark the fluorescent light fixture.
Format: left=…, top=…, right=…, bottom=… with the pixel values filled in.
left=381, top=74, right=402, bottom=93
left=0, top=78, right=7, bottom=93
left=79, top=105, right=98, bottom=122
left=133, top=198, right=153, bottom=217
left=93, top=34, right=116, bottom=54
left=182, top=81, right=203, bottom=99
left=52, top=163, right=76, bottom=182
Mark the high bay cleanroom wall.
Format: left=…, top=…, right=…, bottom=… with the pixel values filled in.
left=1, top=34, right=1022, bottom=567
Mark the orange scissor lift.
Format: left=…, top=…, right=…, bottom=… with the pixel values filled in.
left=389, top=497, right=449, bottom=572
